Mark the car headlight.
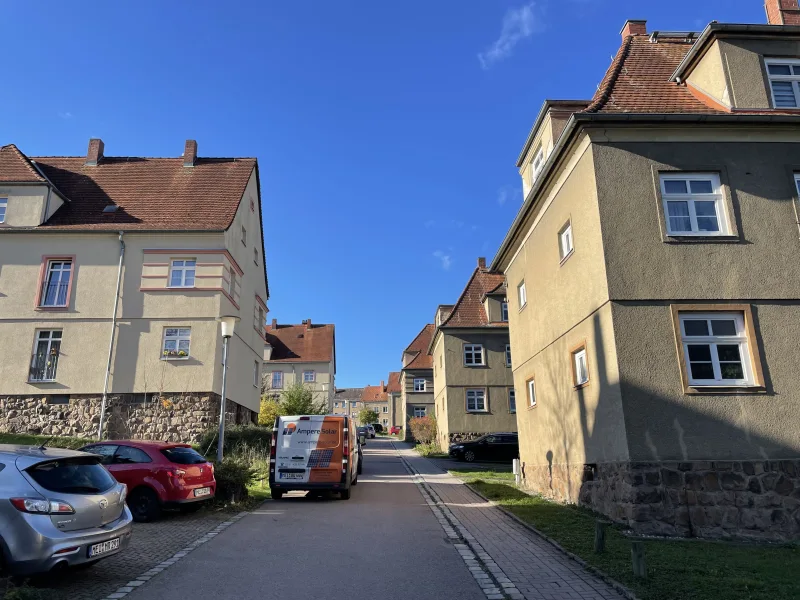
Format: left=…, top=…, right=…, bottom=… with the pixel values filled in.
left=455, top=445, right=464, bottom=449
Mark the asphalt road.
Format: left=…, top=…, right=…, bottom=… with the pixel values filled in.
left=129, top=437, right=484, bottom=600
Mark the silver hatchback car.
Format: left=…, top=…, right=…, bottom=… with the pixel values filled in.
left=0, top=445, right=133, bottom=576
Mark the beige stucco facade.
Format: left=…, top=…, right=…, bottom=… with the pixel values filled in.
left=262, top=359, right=335, bottom=410
left=400, top=369, right=433, bottom=439
left=0, top=169, right=268, bottom=423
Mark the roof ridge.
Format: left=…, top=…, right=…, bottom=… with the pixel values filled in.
left=583, top=34, right=635, bottom=114
left=403, top=323, right=434, bottom=353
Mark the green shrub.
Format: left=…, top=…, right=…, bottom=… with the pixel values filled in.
left=213, top=456, right=257, bottom=502
left=3, top=586, right=54, bottom=600
left=416, top=441, right=443, bottom=457
left=198, top=425, right=271, bottom=457
left=408, top=416, right=437, bottom=444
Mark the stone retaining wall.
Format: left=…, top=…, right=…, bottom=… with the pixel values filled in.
left=448, top=432, right=493, bottom=443
left=0, top=393, right=256, bottom=443
left=523, top=459, right=800, bottom=541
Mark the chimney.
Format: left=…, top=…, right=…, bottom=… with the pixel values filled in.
left=765, top=0, right=800, bottom=25
left=85, top=138, right=104, bottom=166
left=381, top=380, right=385, bottom=389
left=477, top=257, right=486, bottom=269
left=183, top=139, right=197, bottom=167
left=620, top=19, right=647, bottom=40
left=271, top=318, right=277, bottom=329
left=306, top=318, right=312, bottom=330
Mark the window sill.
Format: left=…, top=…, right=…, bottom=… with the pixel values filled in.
left=664, top=235, right=739, bottom=244
left=466, top=410, right=489, bottom=414
left=684, top=384, right=766, bottom=395
left=463, top=364, right=487, bottom=368
left=527, top=403, right=538, bottom=410
left=573, top=382, right=590, bottom=390
left=35, top=306, right=69, bottom=312
left=559, top=249, right=574, bottom=266
left=28, top=379, right=57, bottom=384
left=166, top=285, right=196, bottom=290
left=518, top=303, right=527, bottom=312
left=161, top=356, right=190, bottom=361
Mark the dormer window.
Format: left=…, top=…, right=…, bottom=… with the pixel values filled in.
left=530, top=145, right=545, bottom=184
left=766, top=59, right=800, bottom=108
left=501, top=302, right=509, bottom=322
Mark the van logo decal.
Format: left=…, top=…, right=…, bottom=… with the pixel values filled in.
left=283, top=423, right=297, bottom=436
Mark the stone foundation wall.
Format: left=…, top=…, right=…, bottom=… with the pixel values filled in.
left=522, top=459, right=800, bottom=541
left=448, top=432, right=493, bottom=443
left=0, top=393, right=257, bottom=443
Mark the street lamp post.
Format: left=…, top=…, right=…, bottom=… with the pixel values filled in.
left=216, top=315, right=240, bottom=463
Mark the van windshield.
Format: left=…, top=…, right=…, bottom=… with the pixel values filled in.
left=281, top=419, right=342, bottom=450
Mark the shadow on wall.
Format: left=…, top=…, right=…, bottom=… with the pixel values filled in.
left=530, top=311, right=799, bottom=540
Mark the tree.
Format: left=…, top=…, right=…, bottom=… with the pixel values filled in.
left=258, top=397, right=284, bottom=426
left=408, top=415, right=437, bottom=444
left=279, top=382, right=327, bottom=415
left=358, top=408, right=379, bottom=426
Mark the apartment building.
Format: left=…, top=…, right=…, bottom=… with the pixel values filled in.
left=399, top=324, right=435, bottom=438
left=0, top=139, right=268, bottom=442
left=332, top=387, right=363, bottom=418
left=430, top=259, right=516, bottom=450
left=361, top=382, right=389, bottom=427
left=386, top=371, right=402, bottom=431
left=492, top=4, right=800, bottom=540
left=263, top=318, right=336, bottom=410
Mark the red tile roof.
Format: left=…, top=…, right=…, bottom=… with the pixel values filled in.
left=440, top=267, right=507, bottom=328
left=0, top=144, right=47, bottom=183
left=362, top=384, right=388, bottom=402
left=402, top=324, right=434, bottom=370
left=264, top=323, right=335, bottom=363
left=386, top=371, right=402, bottom=393
left=30, top=155, right=256, bottom=231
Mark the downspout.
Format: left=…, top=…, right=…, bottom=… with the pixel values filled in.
left=97, top=231, right=125, bottom=440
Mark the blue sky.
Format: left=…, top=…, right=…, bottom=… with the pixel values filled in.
left=1, top=1, right=764, bottom=387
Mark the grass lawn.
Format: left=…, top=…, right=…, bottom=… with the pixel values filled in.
left=450, top=470, right=800, bottom=600
left=0, top=432, right=93, bottom=450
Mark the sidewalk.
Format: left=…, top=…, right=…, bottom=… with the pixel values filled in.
left=394, top=442, right=624, bottom=600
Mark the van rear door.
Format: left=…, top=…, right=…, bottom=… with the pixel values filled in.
left=275, top=416, right=345, bottom=486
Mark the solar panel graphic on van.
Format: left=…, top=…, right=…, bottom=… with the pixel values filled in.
left=307, top=449, right=334, bottom=468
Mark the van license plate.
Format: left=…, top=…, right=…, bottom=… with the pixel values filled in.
left=280, top=472, right=304, bottom=480
left=89, top=538, right=120, bottom=557
left=194, top=487, right=211, bottom=497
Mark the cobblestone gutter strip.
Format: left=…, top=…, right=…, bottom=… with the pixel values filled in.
left=463, top=483, right=641, bottom=600
left=99, top=512, right=248, bottom=600
left=393, top=444, right=523, bottom=600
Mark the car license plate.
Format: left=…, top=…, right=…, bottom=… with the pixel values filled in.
left=280, top=472, right=304, bottom=480
left=88, top=538, right=120, bottom=558
left=193, top=487, right=211, bottom=497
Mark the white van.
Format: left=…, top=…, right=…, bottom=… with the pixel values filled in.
left=269, top=415, right=360, bottom=500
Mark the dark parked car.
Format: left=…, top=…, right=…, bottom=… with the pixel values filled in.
left=356, top=427, right=368, bottom=445
left=449, top=433, right=519, bottom=463
left=371, top=423, right=383, bottom=434
left=80, top=441, right=216, bottom=522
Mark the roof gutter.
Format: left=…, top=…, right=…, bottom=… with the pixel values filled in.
left=490, top=111, right=800, bottom=272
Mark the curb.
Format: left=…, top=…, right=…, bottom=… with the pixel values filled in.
left=463, top=483, right=641, bottom=600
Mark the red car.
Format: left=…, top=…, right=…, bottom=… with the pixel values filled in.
left=80, top=440, right=216, bottom=522
left=390, top=426, right=403, bottom=435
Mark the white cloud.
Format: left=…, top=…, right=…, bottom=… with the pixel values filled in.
left=433, top=250, right=452, bottom=270
left=497, top=184, right=521, bottom=206
left=58, top=111, right=74, bottom=119
left=478, top=2, right=540, bottom=69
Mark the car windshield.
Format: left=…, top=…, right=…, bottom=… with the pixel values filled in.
left=161, top=447, right=207, bottom=465
left=26, top=457, right=116, bottom=494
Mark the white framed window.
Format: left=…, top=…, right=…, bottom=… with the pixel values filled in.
left=501, top=302, right=509, bottom=322
left=530, top=145, right=545, bottom=184
left=679, top=312, right=754, bottom=386
left=518, top=281, right=527, bottom=308
left=558, top=221, right=574, bottom=261
left=162, top=327, right=191, bottom=359
left=382, top=418, right=388, bottom=425
left=382, top=406, right=388, bottom=413
left=794, top=174, right=800, bottom=198
left=413, top=378, right=426, bottom=392
left=766, top=59, right=800, bottom=108
left=572, top=347, right=589, bottom=387
left=255, top=304, right=265, bottom=333
left=659, top=173, right=727, bottom=236
left=241, top=226, right=247, bottom=246
left=271, top=371, right=283, bottom=389
left=303, top=370, right=315, bottom=383
left=413, top=406, right=427, bottom=418
left=253, top=361, right=260, bottom=387
left=505, top=344, right=512, bottom=367
left=30, top=330, right=62, bottom=382
left=169, top=259, right=196, bottom=288
left=463, top=344, right=485, bottom=366
left=40, top=259, right=73, bottom=307
left=527, top=378, right=536, bottom=408
left=508, top=389, right=516, bottom=414
left=0, top=198, right=6, bottom=223
left=466, top=389, right=487, bottom=413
